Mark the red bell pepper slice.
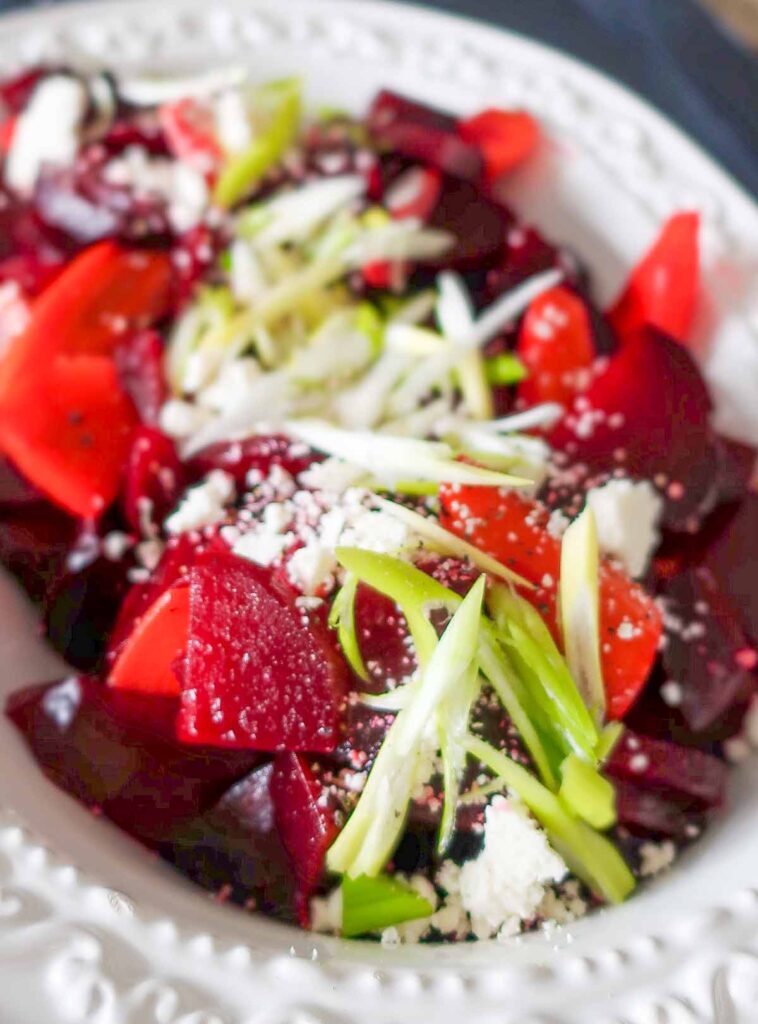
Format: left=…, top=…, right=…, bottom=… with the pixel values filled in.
left=0, top=241, right=173, bottom=395
left=458, top=109, right=540, bottom=182
left=516, top=285, right=596, bottom=407
left=607, top=211, right=700, bottom=345
left=0, top=354, right=138, bottom=518
left=438, top=487, right=662, bottom=720
left=107, top=584, right=189, bottom=696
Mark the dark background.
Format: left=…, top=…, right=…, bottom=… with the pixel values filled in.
left=1, top=0, right=757, bottom=198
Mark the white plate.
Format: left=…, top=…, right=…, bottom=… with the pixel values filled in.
left=0, top=2, right=757, bottom=1021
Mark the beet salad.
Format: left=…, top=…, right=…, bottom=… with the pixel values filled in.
left=0, top=65, right=755, bottom=944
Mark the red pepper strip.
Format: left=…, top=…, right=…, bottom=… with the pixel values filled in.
left=0, top=242, right=173, bottom=404
left=107, top=585, right=189, bottom=695
left=607, top=211, right=700, bottom=345
left=0, top=354, right=138, bottom=517
left=458, top=109, right=540, bottom=182
left=516, top=285, right=596, bottom=407
left=438, top=487, right=662, bottom=720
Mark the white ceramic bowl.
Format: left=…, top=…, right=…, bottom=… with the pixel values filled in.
left=0, top=2, right=757, bottom=1021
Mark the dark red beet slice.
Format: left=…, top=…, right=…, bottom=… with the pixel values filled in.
left=270, top=753, right=339, bottom=925
left=187, top=433, right=318, bottom=490
left=114, top=329, right=168, bottom=427
left=612, top=778, right=703, bottom=840
left=424, top=177, right=510, bottom=271
left=656, top=567, right=756, bottom=733
left=103, top=115, right=170, bottom=158
left=158, top=762, right=296, bottom=921
left=353, top=583, right=416, bottom=694
left=106, top=531, right=219, bottom=665
left=550, top=328, right=720, bottom=531
left=5, top=675, right=260, bottom=843
left=0, top=456, right=46, bottom=506
left=604, top=729, right=728, bottom=809
left=368, top=90, right=483, bottom=182
left=696, top=495, right=758, bottom=645
left=0, top=66, right=51, bottom=114
left=485, top=225, right=585, bottom=298
left=44, top=531, right=133, bottom=672
left=0, top=501, right=76, bottom=604
left=712, top=436, right=757, bottom=506
left=177, top=551, right=348, bottom=751
left=121, top=426, right=184, bottom=534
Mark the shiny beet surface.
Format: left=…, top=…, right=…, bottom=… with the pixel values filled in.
left=6, top=676, right=261, bottom=843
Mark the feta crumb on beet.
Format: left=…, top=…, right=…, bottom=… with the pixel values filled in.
left=456, top=795, right=566, bottom=939
left=164, top=470, right=236, bottom=534
left=586, top=478, right=662, bottom=578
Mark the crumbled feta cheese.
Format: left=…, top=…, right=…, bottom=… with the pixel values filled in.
left=197, top=358, right=263, bottom=414
left=639, top=840, right=676, bottom=878
left=297, top=458, right=366, bottom=493
left=101, top=530, right=133, bottom=562
left=160, top=399, right=212, bottom=438
left=338, top=508, right=414, bottom=555
left=214, top=88, right=252, bottom=152
left=164, top=471, right=235, bottom=534
left=134, top=538, right=165, bottom=571
left=6, top=75, right=88, bottom=192
left=538, top=880, right=589, bottom=926
left=103, top=146, right=209, bottom=233
left=309, top=888, right=342, bottom=934
left=586, top=479, right=662, bottom=578
left=287, top=541, right=338, bottom=595
left=232, top=530, right=292, bottom=568
left=457, top=795, right=566, bottom=939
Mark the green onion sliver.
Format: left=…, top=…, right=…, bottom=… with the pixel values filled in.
left=341, top=874, right=433, bottom=938
left=485, top=352, right=528, bottom=386
left=327, top=578, right=485, bottom=877
left=559, top=753, right=617, bottom=830
left=329, top=573, right=368, bottom=680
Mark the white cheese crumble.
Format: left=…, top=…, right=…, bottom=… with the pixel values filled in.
left=103, top=146, right=209, bottom=233
left=586, top=478, right=663, bottom=578
left=287, top=542, right=338, bottom=596
left=164, top=470, right=236, bottom=535
left=638, top=840, right=676, bottom=878
left=213, top=88, right=252, bottom=153
left=232, top=529, right=292, bottom=568
left=456, top=795, right=566, bottom=939
left=159, top=398, right=212, bottom=439
left=6, top=74, right=88, bottom=193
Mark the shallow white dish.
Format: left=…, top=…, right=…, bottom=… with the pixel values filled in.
left=0, top=1, right=757, bottom=1021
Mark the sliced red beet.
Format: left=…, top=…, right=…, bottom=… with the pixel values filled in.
left=270, top=753, right=339, bottom=926
left=655, top=567, right=756, bottom=733
left=368, top=90, right=483, bottom=182
left=121, top=426, right=184, bottom=534
left=106, top=531, right=216, bottom=664
left=177, top=551, right=348, bottom=751
left=0, top=456, right=46, bottom=506
left=5, top=675, right=261, bottom=844
left=170, top=222, right=226, bottom=309
left=550, top=327, right=720, bottom=531
left=187, top=433, right=318, bottom=490
left=711, top=436, right=757, bottom=506
left=0, top=501, right=76, bottom=603
left=114, top=329, right=168, bottom=427
left=424, top=176, right=510, bottom=271
left=695, top=494, right=758, bottom=645
left=604, top=729, right=728, bottom=809
left=158, top=762, right=296, bottom=921
left=44, top=533, right=133, bottom=672
left=0, top=66, right=51, bottom=114
left=612, top=778, right=703, bottom=840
